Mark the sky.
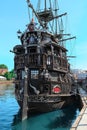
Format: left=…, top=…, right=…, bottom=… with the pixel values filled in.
left=0, top=0, right=87, bottom=71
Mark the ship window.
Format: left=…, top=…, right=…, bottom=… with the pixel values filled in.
left=29, top=34, right=38, bottom=44
left=47, top=56, right=51, bottom=65
left=29, top=35, right=35, bottom=43
left=62, top=51, right=66, bottom=58
left=31, top=70, right=39, bottom=79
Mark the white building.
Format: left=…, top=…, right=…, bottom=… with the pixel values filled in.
left=0, top=76, right=6, bottom=80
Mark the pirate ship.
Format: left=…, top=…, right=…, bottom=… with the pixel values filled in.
left=12, top=0, right=77, bottom=120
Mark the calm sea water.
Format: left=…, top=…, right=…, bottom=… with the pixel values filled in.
left=0, top=84, right=80, bottom=130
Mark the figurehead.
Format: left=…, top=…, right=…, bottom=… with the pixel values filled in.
left=28, top=18, right=35, bottom=31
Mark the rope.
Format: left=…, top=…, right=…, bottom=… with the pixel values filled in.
left=27, top=0, right=31, bottom=21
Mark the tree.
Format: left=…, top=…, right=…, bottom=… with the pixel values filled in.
left=4, top=69, right=15, bottom=80
left=0, top=64, right=8, bottom=69
left=9, top=69, right=15, bottom=78
left=4, top=72, right=10, bottom=80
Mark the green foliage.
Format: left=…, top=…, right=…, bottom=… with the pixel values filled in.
left=0, top=64, right=15, bottom=80
left=4, top=72, right=11, bottom=80
left=0, top=64, right=8, bottom=69
left=9, top=69, right=15, bottom=78
left=4, top=69, right=15, bottom=80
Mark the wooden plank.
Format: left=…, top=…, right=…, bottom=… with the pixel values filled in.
left=22, top=67, right=28, bottom=121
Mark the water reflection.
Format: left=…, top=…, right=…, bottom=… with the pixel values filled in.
left=12, top=105, right=79, bottom=130
left=46, top=106, right=79, bottom=129
left=0, top=84, right=14, bottom=97
left=0, top=84, right=80, bottom=130
left=0, top=84, right=19, bottom=130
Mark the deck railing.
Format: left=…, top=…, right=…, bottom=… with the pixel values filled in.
left=14, top=53, right=68, bottom=71
left=14, top=53, right=47, bottom=69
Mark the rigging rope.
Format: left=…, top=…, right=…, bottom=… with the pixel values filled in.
left=36, top=0, right=40, bottom=11
left=49, top=0, right=52, bottom=9
left=27, top=0, right=31, bottom=21
left=28, top=6, right=30, bottom=21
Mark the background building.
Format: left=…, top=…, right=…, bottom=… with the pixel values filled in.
left=0, top=69, right=8, bottom=75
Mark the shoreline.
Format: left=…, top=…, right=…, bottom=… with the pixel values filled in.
left=0, top=80, right=14, bottom=85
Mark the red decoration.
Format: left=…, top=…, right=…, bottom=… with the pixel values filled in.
left=53, top=86, right=61, bottom=93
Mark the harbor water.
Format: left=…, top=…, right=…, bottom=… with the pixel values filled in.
left=0, top=84, right=80, bottom=130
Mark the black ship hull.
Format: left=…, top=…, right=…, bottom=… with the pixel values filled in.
left=17, top=94, right=78, bottom=114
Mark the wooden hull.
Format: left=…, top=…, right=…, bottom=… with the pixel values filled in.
left=17, top=94, right=78, bottom=114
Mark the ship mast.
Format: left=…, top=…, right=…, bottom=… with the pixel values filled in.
left=26, top=0, right=76, bottom=43
left=58, top=36, right=76, bottom=42
left=55, top=0, right=58, bottom=34
left=27, top=0, right=44, bottom=28
left=26, top=0, right=67, bottom=30
left=44, top=0, right=47, bottom=28
left=45, top=0, right=46, bottom=11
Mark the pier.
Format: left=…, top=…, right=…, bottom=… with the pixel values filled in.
left=70, top=88, right=87, bottom=130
